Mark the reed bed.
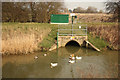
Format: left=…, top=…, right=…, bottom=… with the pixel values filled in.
left=2, top=23, right=51, bottom=55
left=76, top=13, right=113, bottom=23
left=87, top=23, right=119, bottom=50
left=2, top=34, right=37, bottom=54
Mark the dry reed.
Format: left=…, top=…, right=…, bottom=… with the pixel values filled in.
left=2, top=23, right=51, bottom=55
left=76, top=13, right=113, bottom=23
left=88, top=23, right=119, bottom=50
left=2, top=34, right=38, bottom=54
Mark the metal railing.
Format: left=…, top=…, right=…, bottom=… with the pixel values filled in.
left=58, top=24, right=87, bottom=36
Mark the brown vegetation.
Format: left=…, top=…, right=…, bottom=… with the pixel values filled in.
left=1, top=23, right=51, bottom=55
left=2, top=34, right=37, bottom=54
left=76, top=13, right=113, bottom=22
left=2, top=2, right=63, bottom=23
left=87, top=23, right=119, bottom=50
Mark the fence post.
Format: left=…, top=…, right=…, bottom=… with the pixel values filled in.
left=86, top=26, right=87, bottom=36
left=57, top=32, right=58, bottom=48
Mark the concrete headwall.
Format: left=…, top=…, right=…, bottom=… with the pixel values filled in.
left=58, top=36, right=87, bottom=48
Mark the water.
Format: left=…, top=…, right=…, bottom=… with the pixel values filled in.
left=2, top=46, right=118, bottom=78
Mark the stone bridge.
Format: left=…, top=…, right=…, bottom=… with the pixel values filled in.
left=49, top=35, right=100, bottom=52
left=58, top=36, right=87, bottom=48
left=49, top=25, right=100, bottom=51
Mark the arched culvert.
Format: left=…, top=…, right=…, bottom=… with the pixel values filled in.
left=65, top=40, right=80, bottom=54
left=65, top=40, right=80, bottom=47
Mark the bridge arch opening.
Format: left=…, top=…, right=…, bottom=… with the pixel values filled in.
left=65, top=40, right=80, bottom=47
left=65, top=40, right=80, bottom=54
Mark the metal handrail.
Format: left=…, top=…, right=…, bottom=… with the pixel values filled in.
left=58, top=29, right=87, bottom=30
left=58, top=29, right=87, bottom=36
left=58, top=34, right=87, bottom=36
left=58, top=24, right=87, bottom=36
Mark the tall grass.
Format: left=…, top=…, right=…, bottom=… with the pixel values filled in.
left=87, top=23, right=119, bottom=50
left=2, top=34, right=37, bottom=54
left=2, top=23, right=51, bottom=55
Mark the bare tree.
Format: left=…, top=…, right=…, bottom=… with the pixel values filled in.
left=86, top=6, right=98, bottom=13
left=73, top=7, right=85, bottom=13
left=2, top=2, right=63, bottom=23
left=32, top=2, right=63, bottom=23
left=73, top=6, right=98, bottom=13
left=2, top=2, right=30, bottom=22
left=105, top=1, right=120, bottom=21
left=99, top=10, right=103, bottom=13
left=2, top=2, right=15, bottom=22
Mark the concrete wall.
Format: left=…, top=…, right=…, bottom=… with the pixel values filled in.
left=58, top=36, right=87, bottom=48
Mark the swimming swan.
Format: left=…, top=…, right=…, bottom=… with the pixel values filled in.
left=43, top=53, right=47, bottom=56
left=68, top=60, right=75, bottom=63
left=34, top=56, right=38, bottom=59
left=50, top=63, right=58, bottom=68
left=69, top=56, right=75, bottom=60
left=69, top=54, right=75, bottom=60
left=76, top=56, right=82, bottom=60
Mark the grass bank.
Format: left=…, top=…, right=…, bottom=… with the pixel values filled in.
left=1, top=22, right=118, bottom=55
left=2, top=23, right=52, bottom=54
left=86, top=22, right=119, bottom=50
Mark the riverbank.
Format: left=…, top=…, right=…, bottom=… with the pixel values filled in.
left=2, top=23, right=52, bottom=54
left=85, top=22, right=119, bottom=50
left=1, top=22, right=119, bottom=55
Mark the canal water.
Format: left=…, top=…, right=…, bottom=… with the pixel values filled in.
left=2, top=46, right=118, bottom=78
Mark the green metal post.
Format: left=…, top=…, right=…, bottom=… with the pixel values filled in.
left=72, top=16, right=73, bottom=36
left=57, top=32, right=58, bottom=48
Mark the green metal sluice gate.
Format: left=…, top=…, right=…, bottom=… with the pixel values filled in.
left=50, top=14, right=69, bottom=24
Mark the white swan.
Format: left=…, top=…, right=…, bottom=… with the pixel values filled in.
left=69, top=56, right=75, bottom=60
left=69, top=54, right=75, bottom=60
left=68, top=60, right=75, bottom=63
left=50, top=63, right=58, bottom=68
left=43, top=53, right=47, bottom=56
left=34, top=56, right=38, bottom=59
left=76, top=56, right=82, bottom=60
left=79, top=25, right=81, bottom=29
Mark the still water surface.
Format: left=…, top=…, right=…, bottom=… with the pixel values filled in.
left=2, top=46, right=118, bottom=78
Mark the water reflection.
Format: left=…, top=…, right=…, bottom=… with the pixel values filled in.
left=2, top=47, right=118, bottom=78
left=65, top=46, right=80, bottom=54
